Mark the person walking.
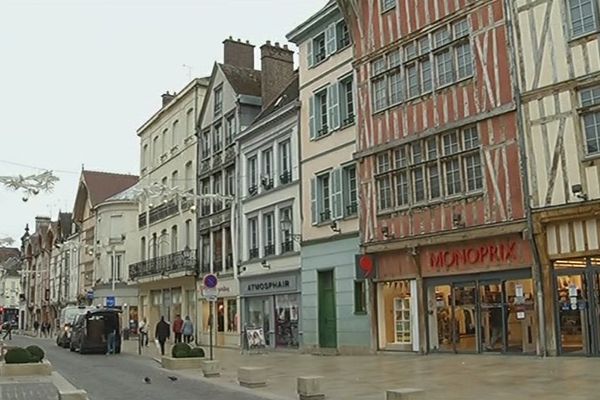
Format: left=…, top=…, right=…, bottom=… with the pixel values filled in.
left=172, top=314, right=183, bottom=343
left=155, top=316, right=170, bottom=356
left=33, top=320, right=40, bottom=337
left=2, top=321, right=12, bottom=340
left=40, top=321, right=47, bottom=338
left=139, top=317, right=149, bottom=347
left=182, top=316, right=194, bottom=344
left=105, top=321, right=117, bottom=355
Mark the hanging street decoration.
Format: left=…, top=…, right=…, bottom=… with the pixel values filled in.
left=0, top=170, right=60, bottom=202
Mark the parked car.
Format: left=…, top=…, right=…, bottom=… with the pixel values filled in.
left=69, top=308, right=122, bottom=354
left=56, top=305, right=95, bottom=348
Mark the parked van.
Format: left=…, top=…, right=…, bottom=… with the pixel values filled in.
left=56, top=305, right=95, bottom=348
left=69, top=308, right=121, bottom=354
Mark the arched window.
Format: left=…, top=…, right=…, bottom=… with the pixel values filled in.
left=171, top=225, right=178, bottom=253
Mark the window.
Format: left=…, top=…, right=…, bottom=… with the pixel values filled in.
left=161, top=128, right=168, bottom=155
left=110, top=253, right=123, bottom=282
left=152, top=136, right=159, bottom=161
left=429, top=164, right=441, bottom=199
left=248, top=156, right=258, bottom=194
left=343, top=165, right=358, bottom=216
left=213, top=173, right=222, bottom=211
left=142, top=144, right=148, bottom=169
left=280, top=207, right=293, bottom=253
left=318, top=173, right=331, bottom=222
left=140, top=237, right=146, bottom=260
left=381, top=0, right=396, bottom=12
left=395, top=171, right=409, bottom=205
left=262, top=148, right=273, bottom=189
left=464, top=154, right=483, bottom=191
left=443, top=132, right=460, bottom=155
left=263, top=213, right=275, bottom=256
left=225, top=115, right=235, bottom=145
left=580, top=85, right=600, bottom=154
left=568, top=0, right=599, bottom=37
left=372, top=78, right=388, bottom=111
left=433, top=27, right=451, bottom=48
left=213, top=123, right=222, bottom=152
left=313, top=33, right=326, bottom=64
left=161, top=176, right=168, bottom=187
left=389, top=70, right=403, bottom=104
left=186, top=108, right=194, bottom=136
left=185, top=219, right=191, bottom=248
left=354, top=280, right=367, bottom=314
left=184, top=161, right=193, bottom=191
left=340, top=76, right=355, bottom=125
left=377, top=175, right=392, bottom=210
left=435, top=49, right=454, bottom=87
left=171, top=225, right=178, bottom=253
left=372, top=57, right=386, bottom=76
left=172, top=120, right=179, bottom=149
left=201, top=178, right=211, bottom=215
left=337, top=20, right=350, bottom=49
left=213, top=230, right=223, bottom=270
left=109, top=215, right=123, bottom=240
left=159, top=229, right=168, bottom=256
left=388, top=49, right=402, bottom=68
left=453, top=19, right=470, bottom=38
left=171, top=170, right=178, bottom=188
left=279, top=140, right=292, bottom=183
left=378, top=152, right=391, bottom=173
left=227, top=299, right=238, bottom=332
left=407, top=63, right=420, bottom=98
left=248, top=217, right=258, bottom=259
left=445, top=158, right=462, bottom=195
left=315, top=89, right=329, bottom=135
left=201, top=129, right=210, bottom=158
left=214, top=86, right=222, bottom=115
left=455, top=42, right=473, bottom=79
left=226, top=167, right=235, bottom=196
left=201, top=234, right=210, bottom=268
left=412, top=167, right=425, bottom=202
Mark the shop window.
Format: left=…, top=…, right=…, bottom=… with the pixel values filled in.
left=227, top=299, right=238, bottom=333
left=378, top=280, right=415, bottom=350
left=354, top=280, right=367, bottom=314
left=275, top=294, right=300, bottom=348
left=217, top=299, right=225, bottom=332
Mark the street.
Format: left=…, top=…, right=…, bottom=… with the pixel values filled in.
left=10, top=336, right=269, bottom=400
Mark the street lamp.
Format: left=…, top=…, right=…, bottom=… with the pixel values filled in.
left=279, top=215, right=301, bottom=243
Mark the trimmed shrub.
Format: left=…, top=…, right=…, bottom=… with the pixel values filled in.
left=4, top=348, right=33, bottom=364
left=26, top=345, right=45, bottom=362
left=171, top=342, right=191, bottom=358
left=188, top=347, right=205, bottom=358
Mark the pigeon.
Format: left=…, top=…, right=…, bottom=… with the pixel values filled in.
left=143, top=377, right=151, bottom=384
left=167, top=376, right=178, bottom=382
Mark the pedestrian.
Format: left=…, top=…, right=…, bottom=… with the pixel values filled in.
left=182, top=316, right=194, bottom=344
left=139, top=317, right=149, bottom=347
left=40, top=321, right=46, bottom=338
left=155, top=316, right=170, bottom=356
left=105, top=321, right=117, bottom=355
left=2, top=321, right=12, bottom=340
left=33, top=320, right=40, bottom=337
left=172, top=314, right=183, bottom=343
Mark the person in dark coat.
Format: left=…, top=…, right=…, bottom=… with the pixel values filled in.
left=155, top=316, right=170, bottom=356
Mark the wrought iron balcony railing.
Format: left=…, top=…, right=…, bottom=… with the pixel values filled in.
left=129, top=250, right=197, bottom=280
left=281, top=240, right=294, bottom=253
left=264, top=244, right=275, bottom=256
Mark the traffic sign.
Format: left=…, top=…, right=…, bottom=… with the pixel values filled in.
left=106, top=296, right=115, bottom=307
left=202, top=287, right=218, bottom=302
left=204, top=274, right=218, bottom=289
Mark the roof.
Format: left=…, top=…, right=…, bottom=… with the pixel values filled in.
left=81, top=171, right=139, bottom=207
left=219, top=63, right=262, bottom=97
left=0, top=248, right=20, bottom=264
left=253, top=71, right=299, bottom=122
left=57, top=212, right=73, bottom=239
left=287, top=0, right=339, bottom=43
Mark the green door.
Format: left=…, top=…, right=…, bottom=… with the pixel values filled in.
left=318, top=270, right=337, bottom=348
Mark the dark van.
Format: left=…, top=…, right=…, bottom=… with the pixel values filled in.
left=69, top=308, right=121, bottom=354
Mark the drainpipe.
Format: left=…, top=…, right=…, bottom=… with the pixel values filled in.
left=503, top=0, right=546, bottom=357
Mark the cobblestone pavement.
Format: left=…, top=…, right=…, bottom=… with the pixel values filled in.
left=0, top=382, right=58, bottom=400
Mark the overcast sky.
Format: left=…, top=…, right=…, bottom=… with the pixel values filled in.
left=0, top=0, right=325, bottom=246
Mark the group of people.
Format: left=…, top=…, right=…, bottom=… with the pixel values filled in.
left=32, top=320, right=52, bottom=337
left=145, top=314, right=194, bottom=355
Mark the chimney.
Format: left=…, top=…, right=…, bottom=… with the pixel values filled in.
left=34, top=216, right=51, bottom=233
left=161, top=91, right=175, bottom=107
left=223, top=36, right=255, bottom=69
left=260, top=41, right=294, bottom=110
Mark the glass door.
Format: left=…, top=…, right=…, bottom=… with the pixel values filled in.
left=453, top=283, right=477, bottom=353
left=479, top=281, right=505, bottom=352
left=556, top=273, right=588, bottom=354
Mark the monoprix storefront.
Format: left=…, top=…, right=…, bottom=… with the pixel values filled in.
left=239, top=270, right=301, bottom=349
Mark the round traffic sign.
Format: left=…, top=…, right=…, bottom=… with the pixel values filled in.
left=359, top=255, right=374, bottom=277
left=204, top=274, right=218, bottom=289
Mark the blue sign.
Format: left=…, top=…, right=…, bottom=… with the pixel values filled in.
left=86, top=290, right=94, bottom=300
left=106, top=296, right=115, bottom=307
left=204, top=274, right=218, bottom=289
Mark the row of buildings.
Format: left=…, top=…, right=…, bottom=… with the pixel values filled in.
left=16, top=0, right=600, bottom=357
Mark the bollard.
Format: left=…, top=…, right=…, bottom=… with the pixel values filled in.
left=386, top=388, right=424, bottom=400
left=201, top=360, right=220, bottom=377
left=297, top=376, right=325, bottom=400
left=238, top=366, right=267, bottom=388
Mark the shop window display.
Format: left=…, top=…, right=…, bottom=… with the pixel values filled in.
left=275, top=294, right=299, bottom=348
left=378, top=280, right=417, bottom=350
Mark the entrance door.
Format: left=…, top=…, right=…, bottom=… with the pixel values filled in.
left=453, top=283, right=477, bottom=353
left=479, top=281, right=506, bottom=352
left=318, top=270, right=337, bottom=348
left=556, top=272, right=591, bottom=354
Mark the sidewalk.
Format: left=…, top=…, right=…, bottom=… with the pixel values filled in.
left=120, top=340, right=599, bottom=400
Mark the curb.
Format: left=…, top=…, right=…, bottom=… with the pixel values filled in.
left=51, top=371, right=89, bottom=400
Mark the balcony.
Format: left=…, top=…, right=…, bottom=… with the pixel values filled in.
left=248, top=184, right=258, bottom=196
left=249, top=248, right=259, bottom=259
left=148, top=200, right=178, bottom=224
left=261, top=176, right=273, bottom=190
left=129, top=250, right=197, bottom=281
left=138, top=212, right=147, bottom=228
left=320, top=209, right=331, bottom=222
left=225, top=253, right=233, bottom=272
left=346, top=202, right=358, bottom=216
left=279, top=170, right=292, bottom=184
left=200, top=260, right=211, bottom=274
left=264, top=244, right=275, bottom=256
left=281, top=240, right=294, bottom=253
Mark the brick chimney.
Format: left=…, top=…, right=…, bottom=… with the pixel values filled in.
left=223, top=37, right=255, bottom=69
left=260, top=41, right=294, bottom=110
left=161, top=91, right=175, bottom=107
left=34, top=216, right=51, bottom=233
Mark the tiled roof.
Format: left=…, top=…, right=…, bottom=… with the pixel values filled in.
left=253, top=71, right=299, bottom=122
left=82, top=170, right=138, bottom=207
left=219, top=64, right=262, bottom=97
left=0, top=248, right=19, bottom=264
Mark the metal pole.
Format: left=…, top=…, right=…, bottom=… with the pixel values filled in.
left=209, top=300, right=214, bottom=360
left=111, top=247, right=116, bottom=293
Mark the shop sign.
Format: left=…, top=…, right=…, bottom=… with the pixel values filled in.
left=429, top=241, right=518, bottom=269
left=240, top=273, right=299, bottom=296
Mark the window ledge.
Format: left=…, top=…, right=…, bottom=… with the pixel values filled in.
left=354, top=311, right=368, bottom=315
left=376, top=190, right=484, bottom=217
left=582, top=153, right=600, bottom=164
left=569, top=30, right=600, bottom=45
left=381, top=5, right=396, bottom=14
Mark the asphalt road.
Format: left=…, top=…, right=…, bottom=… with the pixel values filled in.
left=10, top=335, right=268, bottom=400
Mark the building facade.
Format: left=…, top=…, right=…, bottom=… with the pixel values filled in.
left=131, top=79, right=207, bottom=338
left=509, top=0, right=600, bottom=356
left=237, top=65, right=300, bottom=350
left=339, top=0, right=535, bottom=355
left=196, top=38, right=264, bottom=348
left=288, top=2, right=369, bottom=354
left=0, top=247, right=21, bottom=318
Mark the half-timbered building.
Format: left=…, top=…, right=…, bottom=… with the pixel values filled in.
left=339, top=0, right=537, bottom=354
left=509, top=0, right=600, bottom=356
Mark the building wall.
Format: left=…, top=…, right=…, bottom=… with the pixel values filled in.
left=0, top=276, right=21, bottom=308
left=301, top=235, right=370, bottom=353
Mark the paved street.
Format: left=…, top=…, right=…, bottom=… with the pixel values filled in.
left=9, top=335, right=271, bottom=400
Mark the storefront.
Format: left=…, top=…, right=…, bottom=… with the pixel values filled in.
left=375, top=234, right=537, bottom=355
left=199, top=277, right=239, bottom=348
left=239, top=270, right=301, bottom=349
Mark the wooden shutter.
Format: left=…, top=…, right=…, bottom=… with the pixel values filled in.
left=331, top=168, right=343, bottom=220
left=311, top=177, right=318, bottom=225
left=309, top=95, right=317, bottom=140
left=325, top=23, right=337, bottom=56
left=307, top=38, right=314, bottom=68
left=328, top=84, right=340, bottom=131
